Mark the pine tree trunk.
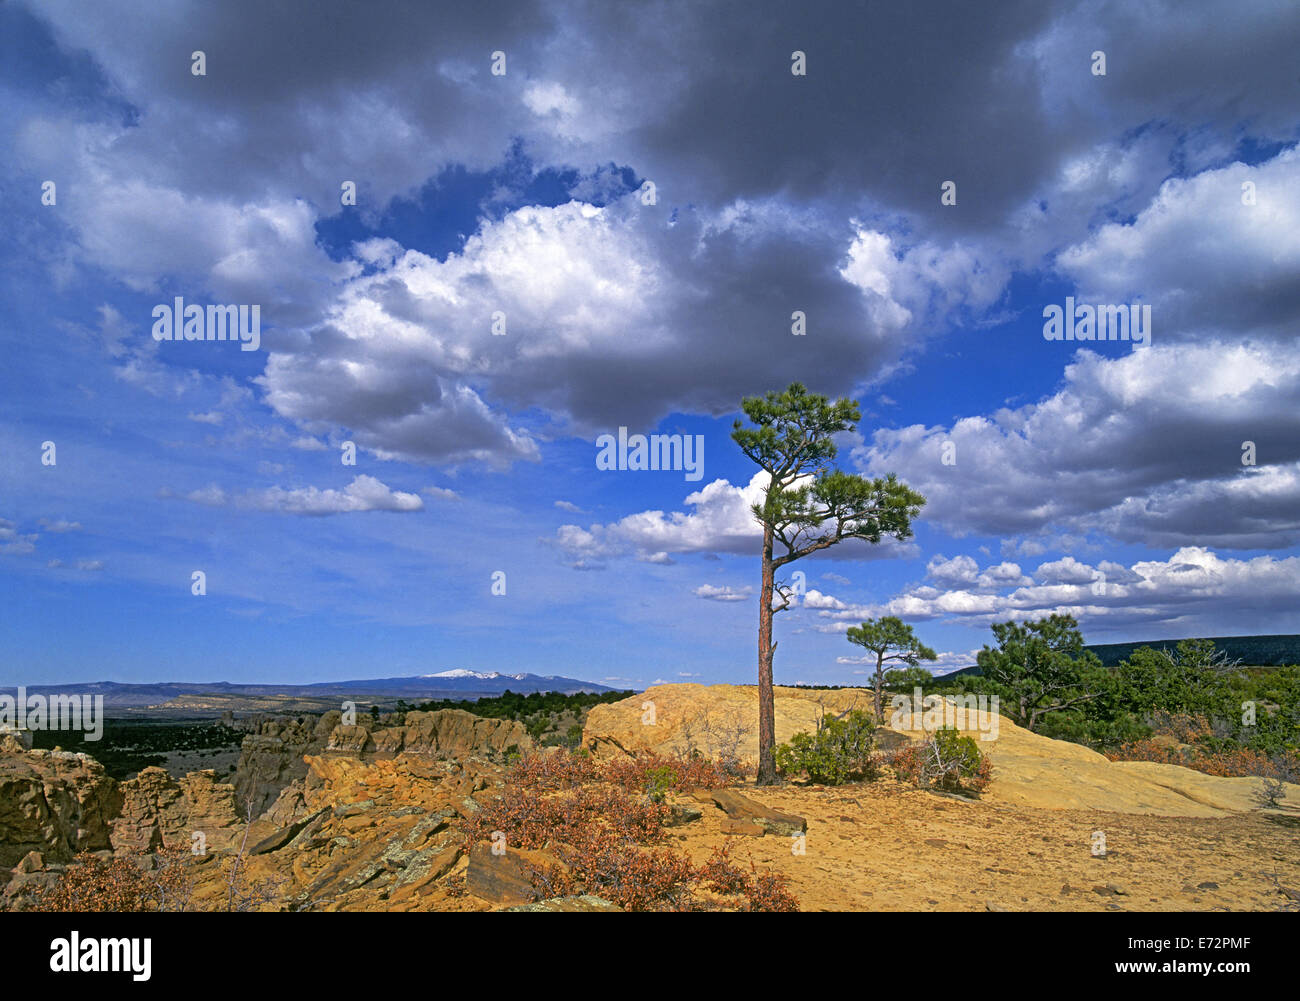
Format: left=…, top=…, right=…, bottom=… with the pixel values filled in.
left=756, top=523, right=777, bottom=784
left=874, top=651, right=885, bottom=723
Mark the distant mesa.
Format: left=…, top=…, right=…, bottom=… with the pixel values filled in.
left=1084, top=634, right=1300, bottom=668
left=944, top=633, right=1300, bottom=677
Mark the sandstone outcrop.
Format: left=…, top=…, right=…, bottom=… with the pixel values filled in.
left=585, top=684, right=1300, bottom=818
left=0, top=705, right=534, bottom=907
left=233, top=712, right=343, bottom=818
left=112, top=767, right=243, bottom=854
left=364, top=710, right=529, bottom=757
left=0, top=748, right=119, bottom=867
left=233, top=709, right=530, bottom=818
left=7, top=687, right=1295, bottom=912
left=584, top=683, right=873, bottom=763
left=185, top=752, right=491, bottom=911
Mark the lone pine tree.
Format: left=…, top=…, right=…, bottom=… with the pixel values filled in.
left=731, top=383, right=925, bottom=784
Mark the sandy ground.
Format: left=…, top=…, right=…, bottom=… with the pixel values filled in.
left=670, top=780, right=1300, bottom=912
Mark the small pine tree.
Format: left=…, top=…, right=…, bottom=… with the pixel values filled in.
left=845, top=617, right=936, bottom=723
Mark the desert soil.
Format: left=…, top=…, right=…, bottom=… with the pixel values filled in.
left=669, top=779, right=1300, bottom=911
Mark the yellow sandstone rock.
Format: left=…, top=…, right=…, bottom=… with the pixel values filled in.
left=584, top=683, right=1300, bottom=818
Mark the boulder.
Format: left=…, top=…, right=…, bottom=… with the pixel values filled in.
left=326, top=725, right=373, bottom=754
left=465, top=842, right=564, bottom=905
left=249, top=808, right=330, bottom=856
left=665, top=802, right=703, bottom=827
left=584, top=684, right=871, bottom=763
left=387, top=830, right=463, bottom=896
left=701, top=788, right=806, bottom=836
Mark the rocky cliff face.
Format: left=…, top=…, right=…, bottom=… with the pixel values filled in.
left=232, top=712, right=343, bottom=819
left=354, top=710, right=529, bottom=757
left=112, top=767, right=244, bottom=854
left=0, top=738, right=246, bottom=869
left=232, top=709, right=529, bottom=817
left=0, top=709, right=532, bottom=881
left=0, top=738, right=120, bottom=868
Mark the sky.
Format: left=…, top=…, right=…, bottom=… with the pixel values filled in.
left=1, top=0, right=1298, bottom=688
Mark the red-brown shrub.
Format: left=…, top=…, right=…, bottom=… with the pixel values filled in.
left=461, top=749, right=798, bottom=911
left=1104, top=712, right=1300, bottom=778
left=600, top=751, right=732, bottom=795
left=28, top=847, right=195, bottom=913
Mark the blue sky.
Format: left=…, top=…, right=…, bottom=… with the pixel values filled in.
left=3, top=0, right=1299, bottom=687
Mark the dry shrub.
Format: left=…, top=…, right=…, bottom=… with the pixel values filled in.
left=698, top=842, right=798, bottom=912
left=1256, top=776, right=1288, bottom=809
left=890, top=728, right=993, bottom=796
left=502, top=749, right=731, bottom=799
left=668, top=709, right=755, bottom=780
left=1105, top=712, right=1300, bottom=779
left=529, top=835, right=798, bottom=912
left=32, top=840, right=283, bottom=913
left=1148, top=711, right=1214, bottom=744
left=28, top=847, right=195, bottom=913
left=463, top=781, right=672, bottom=852
left=1108, top=741, right=1299, bottom=779
left=463, top=749, right=798, bottom=911
left=506, top=749, right=601, bottom=790
left=601, top=751, right=731, bottom=796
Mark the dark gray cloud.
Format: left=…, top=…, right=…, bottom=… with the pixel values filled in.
left=17, top=0, right=1300, bottom=543
left=26, top=0, right=558, bottom=205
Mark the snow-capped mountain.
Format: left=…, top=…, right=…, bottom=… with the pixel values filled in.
left=309, top=671, right=614, bottom=696
left=0, top=672, right=621, bottom=708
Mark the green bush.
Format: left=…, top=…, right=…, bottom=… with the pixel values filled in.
left=932, top=727, right=983, bottom=782
left=774, top=710, right=877, bottom=785
left=525, top=714, right=550, bottom=740
left=643, top=765, right=677, bottom=803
